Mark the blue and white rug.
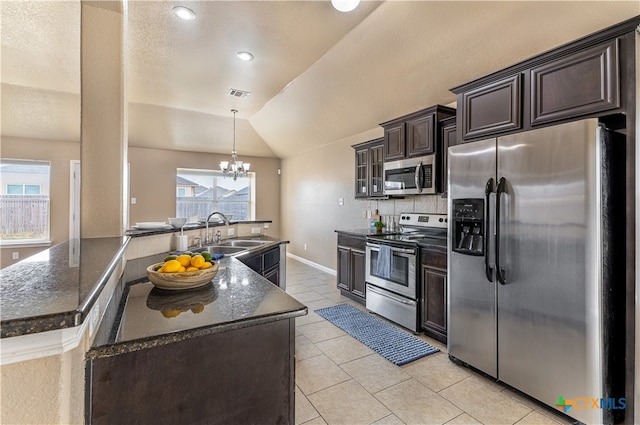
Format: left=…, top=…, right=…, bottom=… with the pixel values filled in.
left=314, top=304, right=439, bottom=366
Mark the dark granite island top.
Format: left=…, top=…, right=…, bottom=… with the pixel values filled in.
left=88, top=255, right=307, bottom=359
left=0, top=237, right=129, bottom=338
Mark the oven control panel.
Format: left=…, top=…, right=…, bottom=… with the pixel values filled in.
left=398, top=213, right=448, bottom=229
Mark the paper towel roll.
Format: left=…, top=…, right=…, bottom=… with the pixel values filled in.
left=176, top=235, right=188, bottom=251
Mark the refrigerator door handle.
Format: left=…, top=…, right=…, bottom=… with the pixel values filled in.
left=495, top=176, right=507, bottom=285
left=484, top=178, right=494, bottom=282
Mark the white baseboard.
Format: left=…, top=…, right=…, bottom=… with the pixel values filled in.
left=286, top=252, right=336, bottom=276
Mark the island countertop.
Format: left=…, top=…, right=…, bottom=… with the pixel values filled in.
left=0, top=237, right=129, bottom=338
left=88, top=255, right=307, bottom=359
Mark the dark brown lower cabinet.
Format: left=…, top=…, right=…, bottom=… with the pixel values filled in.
left=238, top=246, right=281, bottom=286
left=337, top=234, right=366, bottom=304
left=420, top=250, right=447, bottom=343
left=87, top=319, right=295, bottom=425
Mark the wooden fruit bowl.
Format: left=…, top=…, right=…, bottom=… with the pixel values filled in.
left=146, top=262, right=220, bottom=290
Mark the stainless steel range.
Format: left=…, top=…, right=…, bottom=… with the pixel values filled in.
left=365, top=213, right=447, bottom=332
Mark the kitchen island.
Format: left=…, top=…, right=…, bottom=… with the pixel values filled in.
left=0, top=226, right=305, bottom=424
left=87, top=254, right=306, bottom=424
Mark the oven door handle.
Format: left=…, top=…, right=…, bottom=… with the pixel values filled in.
left=366, top=243, right=415, bottom=255
left=367, top=285, right=416, bottom=306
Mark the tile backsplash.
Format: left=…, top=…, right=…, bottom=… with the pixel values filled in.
left=361, top=194, right=448, bottom=227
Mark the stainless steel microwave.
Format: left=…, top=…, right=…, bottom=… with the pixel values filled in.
left=383, top=155, right=436, bottom=195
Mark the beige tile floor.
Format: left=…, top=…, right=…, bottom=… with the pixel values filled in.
left=286, top=258, right=575, bottom=425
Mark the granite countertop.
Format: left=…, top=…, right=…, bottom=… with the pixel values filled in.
left=0, top=237, right=129, bottom=338
left=87, top=256, right=307, bottom=359
left=417, top=237, right=448, bottom=253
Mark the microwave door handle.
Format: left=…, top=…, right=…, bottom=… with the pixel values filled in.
left=484, top=178, right=494, bottom=283
left=495, top=177, right=507, bottom=285
left=414, top=161, right=423, bottom=193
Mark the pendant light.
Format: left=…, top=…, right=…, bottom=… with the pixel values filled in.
left=219, top=109, right=250, bottom=181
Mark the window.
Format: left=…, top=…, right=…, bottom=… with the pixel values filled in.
left=6, top=184, right=41, bottom=195
left=0, top=159, right=51, bottom=244
left=176, top=168, right=255, bottom=221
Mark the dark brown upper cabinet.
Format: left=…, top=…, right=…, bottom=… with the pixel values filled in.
left=380, top=105, right=456, bottom=162
left=451, top=16, right=637, bottom=143
left=530, top=39, right=619, bottom=125
left=461, top=74, right=522, bottom=140
left=440, top=116, right=457, bottom=196
left=352, top=138, right=385, bottom=199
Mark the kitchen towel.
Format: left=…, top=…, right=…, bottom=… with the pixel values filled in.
left=375, top=244, right=392, bottom=279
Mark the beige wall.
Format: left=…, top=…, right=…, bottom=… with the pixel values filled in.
left=128, top=146, right=282, bottom=237
left=0, top=136, right=80, bottom=268
left=281, top=128, right=447, bottom=271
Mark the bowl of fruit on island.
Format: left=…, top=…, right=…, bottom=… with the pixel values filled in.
left=146, top=251, right=219, bottom=290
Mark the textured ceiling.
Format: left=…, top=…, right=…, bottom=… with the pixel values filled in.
left=2, top=1, right=639, bottom=159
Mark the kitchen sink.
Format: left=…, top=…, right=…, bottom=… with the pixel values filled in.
left=196, top=246, right=246, bottom=255
left=217, top=240, right=270, bottom=248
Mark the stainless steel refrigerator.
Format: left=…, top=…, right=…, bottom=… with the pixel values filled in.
left=447, top=118, right=625, bottom=425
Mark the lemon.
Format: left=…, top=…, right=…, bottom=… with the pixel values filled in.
left=161, top=309, right=181, bottom=318
left=177, top=254, right=192, bottom=267
left=186, top=266, right=199, bottom=272
left=178, top=265, right=186, bottom=272
left=160, top=259, right=181, bottom=273
left=199, top=261, right=213, bottom=270
left=191, top=305, right=204, bottom=314
left=191, top=254, right=205, bottom=268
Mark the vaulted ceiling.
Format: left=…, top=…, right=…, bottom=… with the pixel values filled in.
left=2, top=1, right=638, bottom=159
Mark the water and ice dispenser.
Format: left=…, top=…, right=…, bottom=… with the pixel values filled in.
left=452, top=199, right=484, bottom=255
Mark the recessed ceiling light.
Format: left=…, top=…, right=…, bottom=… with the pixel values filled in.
left=172, top=6, right=196, bottom=21
left=236, top=51, right=254, bottom=62
left=331, top=0, right=360, bottom=12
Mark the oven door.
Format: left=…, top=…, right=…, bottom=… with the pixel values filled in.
left=365, top=242, right=417, bottom=299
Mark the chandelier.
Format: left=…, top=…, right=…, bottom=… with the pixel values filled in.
left=219, top=109, right=250, bottom=181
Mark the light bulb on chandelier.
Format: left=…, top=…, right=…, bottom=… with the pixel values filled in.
left=219, top=109, right=250, bottom=181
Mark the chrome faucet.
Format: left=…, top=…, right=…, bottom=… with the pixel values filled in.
left=205, top=212, right=229, bottom=243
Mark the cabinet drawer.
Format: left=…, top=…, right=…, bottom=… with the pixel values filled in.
left=421, top=250, right=447, bottom=271
left=337, top=234, right=366, bottom=251
left=461, top=74, right=522, bottom=140
left=530, top=39, right=619, bottom=125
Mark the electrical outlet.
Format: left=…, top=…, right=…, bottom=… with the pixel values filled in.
left=12, top=252, right=19, bottom=260
left=227, top=228, right=235, bottom=236
left=338, top=197, right=344, bottom=206
left=304, top=244, right=307, bottom=251
left=131, top=197, right=136, bottom=204
left=263, top=223, right=270, bottom=229
left=251, top=227, right=261, bottom=234
left=362, top=211, right=367, bottom=218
